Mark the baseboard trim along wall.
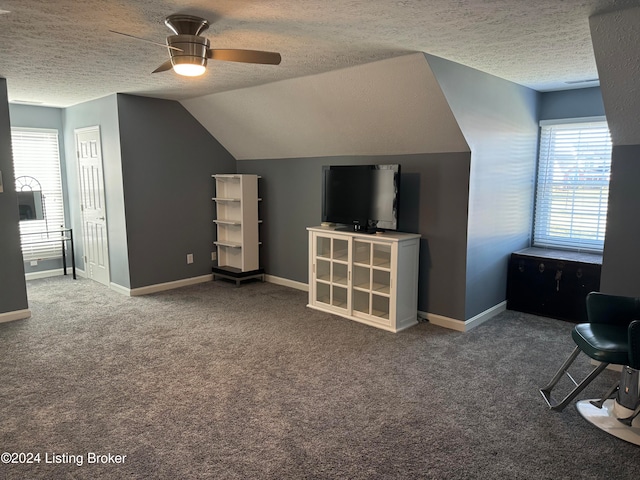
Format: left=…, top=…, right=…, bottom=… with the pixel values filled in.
left=265, top=275, right=309, bottom=292
left=420, top=301, right=507, bottom=332
left=25, top=268, right=86, bottom=281
left=0, top=309, right=31, bottom=324
left=109, top=273, right=307, bottom=296
left=114, top=274, right=214, bottom=297
left=286, top=278, right=504, bottom=332
left=465, top=301, right=507, bottom=330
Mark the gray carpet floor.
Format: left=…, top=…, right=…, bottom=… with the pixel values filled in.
left=0, top=276, right=637, bottom=479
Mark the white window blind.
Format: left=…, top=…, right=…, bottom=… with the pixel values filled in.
left=533, top=119, right=612, bottom=252
left=11, top=128, right=65, bottom=260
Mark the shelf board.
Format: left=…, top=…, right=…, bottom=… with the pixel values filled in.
left=213, top=262, right=265, bottom=284
left=372, top=283, right=391, bottom=295
left=372, top=261, right=391, bottom=269
left=353, top=261, right=372, bottom=268
left=371, top=309, right=390, bottom=319
left=213, top=197, right=241, bottom=202
left=212, top=174, right=239, bottom=178
left=214, top=219, right=241, bottom=226
left=214, top=240, right=242, bottom=248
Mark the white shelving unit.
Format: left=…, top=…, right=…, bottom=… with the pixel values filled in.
left=307, top=226, right=420, bottom=332
left=212, top=174, right=263, bottom=285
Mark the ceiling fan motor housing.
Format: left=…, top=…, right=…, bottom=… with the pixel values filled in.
left=167, top=34, right=210, bottom=69
left=164, top=14, right=210, bottom=36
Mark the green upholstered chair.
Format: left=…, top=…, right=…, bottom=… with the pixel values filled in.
left=540, top=292, right=640, bottom=412
left=574, top=317, right=640, bottom=445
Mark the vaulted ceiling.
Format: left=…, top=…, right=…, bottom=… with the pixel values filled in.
left=0, top=0, right=638, bottom=108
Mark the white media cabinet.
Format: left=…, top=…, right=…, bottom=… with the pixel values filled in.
left=307, top=226, right=421, bottom=332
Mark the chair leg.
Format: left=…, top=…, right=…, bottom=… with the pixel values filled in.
left=589, top=381, right=619, bottom=409
left=618, top=404, right=640, bottom=426
left=540, top=345, right=610, bottom=412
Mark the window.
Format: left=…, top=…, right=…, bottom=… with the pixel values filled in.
left=11, top=128, right=65, bottom=260
left=533, top=118, right=612, bottom=252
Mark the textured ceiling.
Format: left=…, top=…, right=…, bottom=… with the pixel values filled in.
left=0, top=0, right=638, bottom=108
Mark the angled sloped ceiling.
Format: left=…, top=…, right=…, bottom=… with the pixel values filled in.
left=590, top=5, right=640, bottom=296
left=590, top=6, right=640, bottom=146
left=181, top=52, right=469, bottom=159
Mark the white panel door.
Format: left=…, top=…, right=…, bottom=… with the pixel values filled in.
left=76, top=126, right=110, bottom=286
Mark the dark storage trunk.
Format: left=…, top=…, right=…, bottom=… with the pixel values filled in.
left=507, top=248, right=602, bottom=323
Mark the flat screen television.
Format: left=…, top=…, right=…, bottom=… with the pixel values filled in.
left=321, top=164, right=400, bottom=233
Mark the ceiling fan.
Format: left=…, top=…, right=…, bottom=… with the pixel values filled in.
left=110, top=14, right=282, bottom=77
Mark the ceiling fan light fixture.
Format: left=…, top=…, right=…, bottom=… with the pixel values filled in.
left=112, top=14, right=283, bottom=76
left=167, top=34, right=209, bottom=76
left=172, top=60, right=207, bottom=76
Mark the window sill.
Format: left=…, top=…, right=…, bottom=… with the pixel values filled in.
left=514, top=247, right=602, bottom=265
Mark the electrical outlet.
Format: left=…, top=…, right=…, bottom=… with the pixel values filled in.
left=186, top=253, right=194, bottom=264
left=211, top=251, right=217, bottom=261
left=30, top=260, right=38, bottom=266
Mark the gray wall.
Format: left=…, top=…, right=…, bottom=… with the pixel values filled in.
left=539, top=87, right=605, bottom=121
left=238, top=152, right=471, bottom=320
left=8, top=104, right=68, bottom=275
left=0, top=78, right=29, bottom=315
left=425, top=54, right=540, bottom=320
left=116, top=94, right=236, bottom=288
left=63, top=95, right=129, bottom=286
left=600, top=145, right=640, bottom=296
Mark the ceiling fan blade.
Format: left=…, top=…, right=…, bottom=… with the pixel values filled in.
left=152, top=60, right=173, bottom=73
left=109, top=30, right=183, bottom=51
left=207, top=49, right=281, bottom=65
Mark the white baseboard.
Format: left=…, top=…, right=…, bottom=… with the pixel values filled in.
left=262, top=276, right=506, bottom=332
left=265, top=275, right=309, bottom=292
left=109, top=282, right=131, bottom=296
left=0, top=309, right=31, bottom=324
left=466, top=301, right=507, bottom=330
left=109, top=273, right=306, bottom=296
left=420, top=301, right=506, bottom=332
left=26, top=268, right=85, bottom=281
left=421, top=312, right=466, bottom=332
left=112, top=274, right=214, bottom=297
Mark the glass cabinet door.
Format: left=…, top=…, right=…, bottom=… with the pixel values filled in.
left=314, top=235, right=350, bottom=311
left=352, top=239, right=392, bottom=322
